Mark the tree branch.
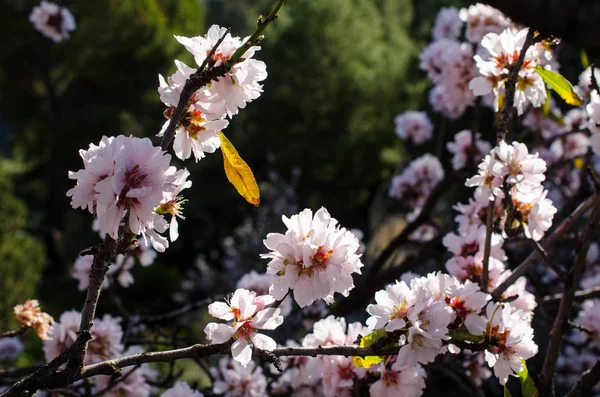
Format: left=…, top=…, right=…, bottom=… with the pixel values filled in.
left=564, top=360, right=600, bottom=397
left=542, top=286, right=600, bottom=304
left=480, top=200, right=495, bottom=291
left=491, top=194, right=599, bottom=300
left=538, top=199, right=600, bottom=397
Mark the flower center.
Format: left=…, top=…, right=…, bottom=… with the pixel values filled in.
left=382, top=370, right=399, bottom=387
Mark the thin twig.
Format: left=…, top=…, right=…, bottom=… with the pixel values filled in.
left=492, top=194, right=600, bottom=300
left=542, top=286, right=600, bottom=304
left=533, top=240, right=567, bottom=280
left=480, top=200, right=495, bottom=292
left=538, top=199, right=600, bottom=397
left=564, top=360, right=600, bottom=397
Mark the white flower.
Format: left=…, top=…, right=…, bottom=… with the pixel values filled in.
left=72, top=254, right=96, bottom=291
left=432, top=7, right=463, bottom=41
left=366, top=281, right=421, bottom=331
left=302, top=316, right=348, bottom=347
left=205, top=289, right=283, bottom=366
left=161, top=381, right=203, bottom=397
left=465, top=153, right=505, bottom=201
left=459, top=4, right=510, bottom=44
left=470, top=28, right=548, bottom=115
left=369, top=364, right=426, bottom=397
left=44, top=311, right=124, bottom=365
left=447, top=130, right=491, bottom=170
left=236, top=270, right=292, bottom=317
left=0, top=338, right=24, bottom=361
left=420, top=39, right=462, bottom=84
left=393, top=300, right=452, bottom=368
left=29, top=1, right=76, bottom=43
left=211, top=357, right=268, bottom=397
left=175, top=25, right=267, bottom=118
left=262, top=207, right=363, bottom=307
left=68, top=136, right=188, bottom=252
left=465, top=302, right=538, bottom=385
left=156, top=168, right=192, bottom=241
left=513, top=189, right=557, bottom=241
left=389, top=154, right=444, bottom=219
left=394, top=111, right=433, bottom=145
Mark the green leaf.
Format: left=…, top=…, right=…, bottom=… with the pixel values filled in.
left=542, top=93, right=550, bottom=116
left=352, top=328, right=387, bottom=368
left=504, top=385, right=513, bottom=397
left=448, top=327, right=485, bottom=343
left=517, top=360, right=539, bottom=397
left=534, top=66, right=584, bottom=106
left=581, top=50, right=590, bottom=68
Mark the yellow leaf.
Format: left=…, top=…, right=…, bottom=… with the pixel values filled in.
left=352, top=328, right=386, bottom=368
left=218, top=132, right=260, bottom=206
left=534, top=66, right=584, bottom=106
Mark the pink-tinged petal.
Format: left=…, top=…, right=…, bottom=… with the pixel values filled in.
left=293, top=277, right=314, bottom=308
left=208, top=302, right=233, bottom=321
left=251, top=333, right=276, bottom=351
left=204, top=323, right=233, bottom=343
left=252, top=308, right=283, bottom=330
left=231, top=338, right=252, bottom=366
left=269, top=276, right=289, bottom=300
left=385, top=318, right=406, bottom=332
left=464, top=314, right=487, bottom=336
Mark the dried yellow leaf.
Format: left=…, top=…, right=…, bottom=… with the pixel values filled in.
left=218, top=132, right=260, bottom=206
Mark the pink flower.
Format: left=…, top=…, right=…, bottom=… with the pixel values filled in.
left=211, top=357, right=268, bottom=396
left=447, top=130, right=491, bottom=170
left=262, top=207, right=363, bottom=307
left=369, top=364, right=426, bottom=397
left=432, top=7, right=463, bottom=41
left=459, top=4, right=510, bottom=44
left=161, top=381, right=203, bottom=397
left=205, top=289, right=283, bottom=366
left=13, top=299, right=54, bottom=340
left=394, top=111, right=433, bottom=145
left=29, top=1, right=76, bottom=43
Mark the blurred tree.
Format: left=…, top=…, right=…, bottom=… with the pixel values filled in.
left=0, top=169, right=45, bottom=330
left=0, top=0, right=205, bottom=312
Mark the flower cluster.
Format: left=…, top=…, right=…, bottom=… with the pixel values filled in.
left=470, top=28, right=550, bottom=115
left=366, top=273, right=537, bottom=386
left=389, top=154, right=444, bottom=220
left=67, top=136, right=191, bottom=251
left=261, top=207, right=363, bottom=307
left=467, top=140, right=556, bottom=241
left=204, top=289, right=283, bottom=366
left=393, top=111, right=433, bottom=145
left=210, top=357, right=267, bottom=396
left=43, top=311, right=123, bottom=365
left=447, top=130, right=491, bottom=170
left=157, top=25, right=267, bottom=162
left=13, top=299, right=54, bottom=340
left=29, top=1, right=76, bottom=43
left=161, top=381, right=204, bottom=397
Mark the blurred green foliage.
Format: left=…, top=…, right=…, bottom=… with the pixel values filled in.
left=0, top=171, right=45, bottom=329
left=0, top=0, right=451, bottom=330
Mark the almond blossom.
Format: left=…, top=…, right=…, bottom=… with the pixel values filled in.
left=43, top=311, right=124, bottom=365
left=389, top=154, right=444, bottom=220
left=469, top=28, right=548, bottom=115
left=458, top=4, right=510, bottom=44
left=446, top=130, right=491, bottom=170
left=465, top=303, right=538, bottom=384
left=67, top=136, right=190, bottom=252
left=393, top=111, right=433, bottom=145
left=261, top=207, right=363, bottom=307
left=13, top=299, right=54, bottom=340
left=432, top=7, right=463, bottom=41
left=366, top=281, right=422, bottom=331
left=29, top=1, right=76, bottom=43
left=210, top=357, right=268, bottom=397
left=204, top=289, right=283, bottom=366
left=161, top=381, right=203, bottom=397
left=369, top=364, right=426, bottom=397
